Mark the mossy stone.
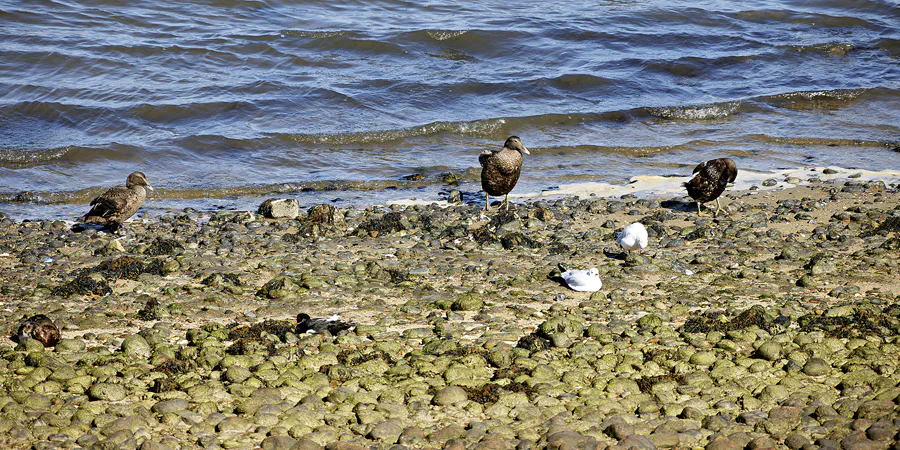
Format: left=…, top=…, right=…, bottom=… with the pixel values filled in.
left=88, top=383, right=126, bottom=402
left=451, top=294, right=483, bottom=311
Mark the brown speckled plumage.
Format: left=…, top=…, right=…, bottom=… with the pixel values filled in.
left=479, top=136, right=529, bottom=210
left=684, top=158, right=738, bottom=215
left=17, top=314, right=60, bottom=347
left=80, top=172, right=153, bottom=228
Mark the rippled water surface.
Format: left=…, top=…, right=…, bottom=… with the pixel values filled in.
left=1, top=0, right=899, bottom=218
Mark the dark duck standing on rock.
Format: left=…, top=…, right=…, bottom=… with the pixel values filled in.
left=79, top=171, right=153, bottom=231
left=16, top=314, right=61, bottom=347
left=479, top=136, right=529, bottom=211
left=684, top=158, right=737, bottom=216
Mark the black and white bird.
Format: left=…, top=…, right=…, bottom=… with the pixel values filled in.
left=479, top=136, right=529, bottom=211
left=684, top=158, right=737, bottom=216
left=79, top=171, right=153, bottom=231
left=296, top=313, right=354, bottom=335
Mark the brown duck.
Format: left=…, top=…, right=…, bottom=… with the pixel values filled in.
left=684, top=158, right=737, bottom=216
left=80, top=172, right=153, bottom=230
left=16, top=314, right=61, bottom=347
left=479, top=136, right=529, bottom=211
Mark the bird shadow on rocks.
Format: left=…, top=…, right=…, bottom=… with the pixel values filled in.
left=660, top=199, right=694, bottom=213
left=546, top=266, right=567, bottom=289
left=71, top=223, right=118, bottom=234
left=603, top=249, right=628, bottom=261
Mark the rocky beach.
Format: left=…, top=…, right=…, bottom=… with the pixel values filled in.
left=1, top=170, right=899, bottom=450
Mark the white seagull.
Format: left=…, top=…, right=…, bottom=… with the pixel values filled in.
left=559, top=266, right=603, bottom=292
left=616, top=222, right=648, bottom=253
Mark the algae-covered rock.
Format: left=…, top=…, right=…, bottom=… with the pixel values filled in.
left=121, top=334, right=151, bottom=360
left=755, top=341, right=782, bottom=361
left=88, top=383, right=126, bottom=401
left=538, top=316, right=584, bottom=340
left=451, top=293, right=483, bottom=311
left=637, top=314, right=663, bottom=329
left=433, top=386, right=468, bottom=406
left=256, top=276, right=300, bottom=299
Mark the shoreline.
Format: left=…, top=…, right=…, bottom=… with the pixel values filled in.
left=5, top=164, right=899, bottom=223
left=0, top=178, right=898, bottom=449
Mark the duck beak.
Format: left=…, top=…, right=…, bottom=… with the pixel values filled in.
left=146, top=184, right=154, bottom=192
left=521, top=146, right=530, bottom=155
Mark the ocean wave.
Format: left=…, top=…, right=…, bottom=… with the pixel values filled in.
left=761, top=89, right=867, bottom=109
left=780, top=42, right=856, bottom=56
left=281, top=30, right=353, bottom=39
left=267, top=117, right=509, bottom=145
left=730, top=9, right=872, bottom=28
left=875, top=38, right=900, bottom=57
left=0, top=147, right=73, bottom=167
left=645, top=102, right=742, bottom=120
left=749, top=135, right=898, bottom=148
left=425, top=30, right=468, bottom=41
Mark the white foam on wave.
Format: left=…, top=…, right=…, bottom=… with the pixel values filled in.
left=512, top=166, right=900, bottom=200
left=426, top=30, right=468, bottom=41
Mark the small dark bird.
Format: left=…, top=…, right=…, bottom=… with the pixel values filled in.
left=296, top=313, right=354, bottom=335
left=79, top=172, right=153, bottom=231
left=479, top=136, right=529, bottom=211
left=684, top=158, right=737, bottom=216
left=16, top=314, right=61, bottom=347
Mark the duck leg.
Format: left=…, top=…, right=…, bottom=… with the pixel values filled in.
left=504, top=194, right=510, bottom=211
left=696, top=202, right=704, bottom=216
left=714, top=198, right=724, bottom=217
left=484, top=193, right=490, bottom=211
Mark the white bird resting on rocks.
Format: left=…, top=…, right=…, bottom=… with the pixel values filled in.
left=616, top=222, right=648, bottom=253
left=558, top=264, right=602, bottom=292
